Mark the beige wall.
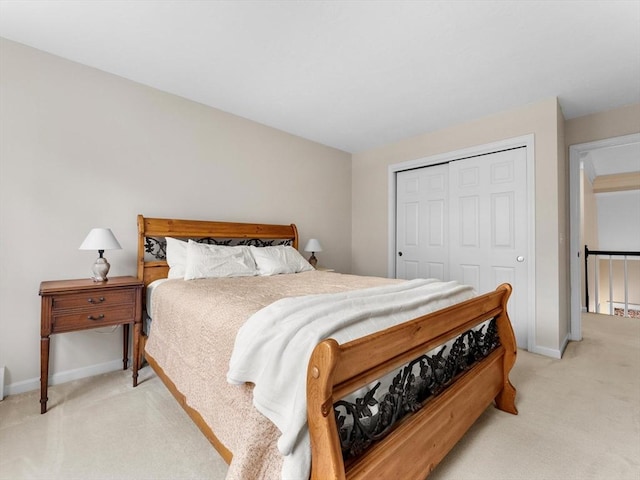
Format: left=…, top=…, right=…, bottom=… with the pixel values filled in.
left=352, top=98, right=567, bottom=356
left=565, top=103, right=640, bottom=146
left=0, top=38, right=352, bottom=393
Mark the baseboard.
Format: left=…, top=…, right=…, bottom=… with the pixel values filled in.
left=5, top=358, right=127, bottom=397
left=559, top=333, right=571, bottom=357
left=569, top=331, right=582, bottom=342
left=528, top=343, right=563, bottom=359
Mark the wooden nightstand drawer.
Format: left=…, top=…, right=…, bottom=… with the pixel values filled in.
left=52, top=305, right=136, bottom=333
left=52, top=289, right=135, bottom=310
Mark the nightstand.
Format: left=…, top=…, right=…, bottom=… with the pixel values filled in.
left=39, top=276, right=143, bottom=414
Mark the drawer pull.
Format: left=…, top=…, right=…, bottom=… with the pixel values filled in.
left=88, top=297, right=105, bottom=304
left=87, top=314, right=105, bottom=321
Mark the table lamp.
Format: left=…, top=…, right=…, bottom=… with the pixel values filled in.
left=79, top=228, right=122, bottom=281
left=304, top=238, right=323, bottom=268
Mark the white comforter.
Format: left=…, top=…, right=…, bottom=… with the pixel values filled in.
left=226, top=278, right=475, bottom=480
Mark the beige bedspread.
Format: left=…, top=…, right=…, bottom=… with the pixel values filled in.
left=145, top=270, right=401, bottom=480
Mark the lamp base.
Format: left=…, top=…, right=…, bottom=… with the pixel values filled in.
left=308, top=253, right=318, bottom=268
left=91, top=257, right=110, bottom=282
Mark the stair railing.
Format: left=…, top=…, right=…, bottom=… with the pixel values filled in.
left=585, top=245, right=640, bottom=316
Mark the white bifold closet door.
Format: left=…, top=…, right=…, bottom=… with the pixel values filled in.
left=396, top=147, right=528, bottom=347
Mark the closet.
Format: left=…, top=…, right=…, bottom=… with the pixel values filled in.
left=396, top=147, right=529, bottom=347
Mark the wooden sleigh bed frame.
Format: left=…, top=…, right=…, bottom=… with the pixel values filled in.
left=136, top=215, right=518, bottom=480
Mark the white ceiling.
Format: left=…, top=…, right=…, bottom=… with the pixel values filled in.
left=586, top=142, right=640, bottom=176
left=1, top=0, right=639, bottom=153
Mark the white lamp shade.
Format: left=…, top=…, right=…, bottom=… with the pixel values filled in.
left=304, top=239, right=323, bottom=253
left=79, top=228, right=122, bottom=251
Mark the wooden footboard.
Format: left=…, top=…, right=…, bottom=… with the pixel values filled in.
left=307, top=283, right=517, bottom=480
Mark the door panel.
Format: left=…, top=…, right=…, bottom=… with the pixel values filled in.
left=405, top=202, right=419, bottom=246
left=492, top=192, right=514, bottom=247
left=404, top=261, right=420, bottom=280
left=460, top=264, right=481, bottom=292
left=459, top=196, right=480, bottom=246
left=426, top=262, right=445, bottom=279
left=493, top=266, right=516, bottom=289
left=427, top=200, right=445, bottom=246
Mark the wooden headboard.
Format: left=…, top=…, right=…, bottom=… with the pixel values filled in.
left=136, top=214, right=299, bottom=289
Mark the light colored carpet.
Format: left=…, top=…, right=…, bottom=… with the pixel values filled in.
left=429, top=313, right=640, bottom=480
left=1, top=313, right=638, bottom=480
left=0, top=367, right=229, bottom=480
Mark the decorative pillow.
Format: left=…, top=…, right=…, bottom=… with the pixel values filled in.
left=184, top=240, right=257, bottom=280
left=249, top=245, right=314, bottom=276
left=165, top=237, right=188, bottom=279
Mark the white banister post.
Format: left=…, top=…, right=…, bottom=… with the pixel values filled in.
left=595, top=257, right=600, bottom=314
left=624, top=256, right=629, bottom=317
left=609, top=256, right=613, bottom=316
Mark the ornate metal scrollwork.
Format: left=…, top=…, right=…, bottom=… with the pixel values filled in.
left=334, top=318, right=500, bottom=460
left=144, top=236, right=293, bottom=260
left=237, top=238, right=293, bottom=247
left=144, top=237, right=166, bottom=260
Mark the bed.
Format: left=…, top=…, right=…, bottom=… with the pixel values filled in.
left=136, top=215, right=518, bottom=480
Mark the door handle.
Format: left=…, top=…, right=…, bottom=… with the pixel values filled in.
left=398, top=252, right=403, bottom=256
left=517, top=256, right=525, bottom=262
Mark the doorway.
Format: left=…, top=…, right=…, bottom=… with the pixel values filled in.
left=388, top=135, right=535, bottom=350
left=569, top=133, right=640, bottom=341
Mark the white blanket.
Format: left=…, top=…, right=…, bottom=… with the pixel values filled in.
left=226, top=278, right=475, bottom=480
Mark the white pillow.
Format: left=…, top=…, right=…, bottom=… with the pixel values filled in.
left=184, top=241, right=257, bottom=280
left=165, top=237, right=188, bottom=279
left=250, top=245, right=314, bottom=276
